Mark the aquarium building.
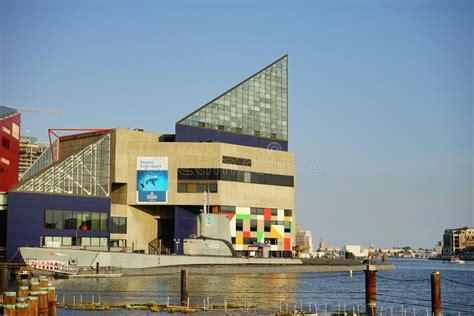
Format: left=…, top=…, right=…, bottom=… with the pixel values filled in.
left=4, top=55, right=296, bottom=259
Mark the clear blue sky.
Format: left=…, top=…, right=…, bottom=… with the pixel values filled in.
left=1, top=0, right=472, bottom=248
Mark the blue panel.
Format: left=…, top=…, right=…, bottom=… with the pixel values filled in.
left=174, top=206, right=199, bottom=254
left=6, top=192, right=110, bottom=260
left=175, top=124, right=288, bottom=151
left=0, top=106, right=17, bottom=119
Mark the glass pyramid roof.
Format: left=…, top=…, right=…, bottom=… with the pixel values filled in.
left=177, top=55, right=288, bottom=142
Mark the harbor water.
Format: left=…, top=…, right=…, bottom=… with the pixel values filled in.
left=53, top=258, right=474, bottom=315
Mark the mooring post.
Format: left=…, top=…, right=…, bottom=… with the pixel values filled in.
left=0, top=267, right=8, bottom=292
left=180, top=268, right=188, bottom=306
left=431, top=271, right=441, bottom=316
left=365, top=264, right=377, bottom=316
left=96, top=262, right=99, bottom=274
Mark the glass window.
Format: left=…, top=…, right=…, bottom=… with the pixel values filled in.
left=111, top=217, right=127, bottom=234
left=91, top=238, right=100, bottom=246
left=81, top=237, right=91, bottom=246
left=44, top=210, right=54, bottom=229
left=236, top=219, right=243, bottom=231
left=100, top=213, right=108, bottom=231
left=264, top=221, right=271, bottom=232
left=250, top=220, right=257, bottom=232
left=187, top=183, right=197, bottom=193
left=91, top=212, right=100, bottom=231
left=284, top=209, right=292, bottom=217
left=81, top=212, right=91, bottom=230
left=63, top=211, right=74, bottom=229
left=53, top=210, right=63, bottom=229
left=284, top=221, right=291, bottom=233
left=100, top=238, right=108, bottom=246
left=110, top=239, right=126, bottom=247
left=62, top=237, right=72, bottom=246
left=271, top=209, right=277, bottom=216
left=208, top=183, right=218, bottom=193
left=73, top=212, right=82, bottom=230
left=178, top=183, right=187, bottom=193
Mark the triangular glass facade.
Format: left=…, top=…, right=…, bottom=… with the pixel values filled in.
left=177, top=55, right=288, bottom=142
left=15, top=134, right=111, bottom=197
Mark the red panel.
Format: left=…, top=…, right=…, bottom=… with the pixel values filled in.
left=223, top=213, right=235, bottom=221
left=0, top=113, right=20, bottom=192
left=264, top=208, right=271, bottom=220
left=284, top=238, right=291, bottom=251
left=243, top=231, right=250, bottom=238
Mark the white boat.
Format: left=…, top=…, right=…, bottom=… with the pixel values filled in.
left=449, top=256, right=465, bottom=264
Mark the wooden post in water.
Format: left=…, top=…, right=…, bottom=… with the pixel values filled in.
left=180, top=269, right=188, bottom=306
left=431, top=271, right=441, bottom=316
left=0, top=268, right=9, bottom=292
left=365, top=264, right=377, bottom=316
left=47, top=287, right=57, bottom=316
left=96, top=262, right=100, bottom=274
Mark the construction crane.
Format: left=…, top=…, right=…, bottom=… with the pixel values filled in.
left=15, top=108, right=62, bottom=114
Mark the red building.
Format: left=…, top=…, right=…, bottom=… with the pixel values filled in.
left=0, top=106, right=21, bottom=192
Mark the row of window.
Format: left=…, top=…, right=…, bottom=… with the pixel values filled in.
left=178, top=168, right=294, bottom=187
left=231, top=237, right=280, bottom=245
left=44, top=236, right=108, bottom=247
left=44, top=236, right=126, bottom=248
left=177, top=182, right=218, bottom=193
left=236, top=219, right=291, bottom=233
left=45, top=210, right=108, bottom=231
left=44, top=210, right=127, bottom=234
left=222, top=156, right=251, bottom=167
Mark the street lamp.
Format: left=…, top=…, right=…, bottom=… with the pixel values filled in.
left=173, top=238, right=181, bottom=254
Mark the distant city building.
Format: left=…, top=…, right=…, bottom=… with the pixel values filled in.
left=340, top=245, right=369, bottom=259
left=442, top=227, right=474, bottom=255
left=318, top=238, right=327, bottom=251
left=435, top=241, right=443, bottom=254
left=19, top=137, right=47, bottom=179
left=295, top=228, right=313, bottom=253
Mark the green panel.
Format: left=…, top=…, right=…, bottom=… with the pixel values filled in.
left=236, top=214, right=250, bottom=220
left=177, top=55, right=288, bottom=141
left=290, top=221, right=293, bottom=234
left=257, top=232, right=264, bottom=243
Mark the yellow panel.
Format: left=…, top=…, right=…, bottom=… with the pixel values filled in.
left=236, top=236, right=243, bottom=245
left=284, top=216, right=292, bottom=222
left=271, top=225, right=284, bottom=238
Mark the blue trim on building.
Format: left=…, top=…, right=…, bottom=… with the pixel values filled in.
left=175, top=124, right=288, bottom=151
left=6, top=192, right=110, bottom=260
left=174, top=205, right=199, bottom=254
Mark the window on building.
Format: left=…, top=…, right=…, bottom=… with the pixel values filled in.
left=284, top=221, right=291, bottom=233
left=236, top=219, right=243, bottom=231
left=284, top=209, right=292, bottom=216
left=45, top=210, right=107, bottom=231
left=271, top=209, right=278, bottom=216
left=266, top=238, right=278, bottom=245
left=111, top=217, right=127, bottom=234
left=250, top=208, right=264, bottom=215
left=110, top=239, right=126, bottom=248
left=222, top=156, right=252, bottom=167
left=250, top=220, right=257, bottom=232
left=219, top=205, right=236, bottom=213
left=264, top=221, right=271, bottom=232
left=1, top=137, right=9, bottom=149
left=177, top=182, right=218, bottom=193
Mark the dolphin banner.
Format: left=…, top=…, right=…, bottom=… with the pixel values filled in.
left=136, top=157, right=168, bottom=203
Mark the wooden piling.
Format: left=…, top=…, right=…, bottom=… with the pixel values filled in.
left=17, top=286, right=29, bottom=298
left=47, top=287, right=56, bottom=316
left=38, top=277, right=49, bottom=288
left=180, top=269, right=188, bottom=306
left=3, top=291, right=17, bottom=305
left=365, top=264, right=377, bottom=316
left=29, top=281, right=40, bottom=292
left=96, top=262, right=100, bottom=274
left=0, top=268, right=9, bottom=292
left=27, top=296, right=39, bottom=316
left=38, top=289, right=48, bottom=316
left=2, top=304, right=15, bottom=315
left=431, top=271, right=441, bottom=316
left=16, top=303, right=28, bottom=316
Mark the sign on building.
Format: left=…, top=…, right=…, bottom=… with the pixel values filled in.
left=136, top=157, right=168, bottom=203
